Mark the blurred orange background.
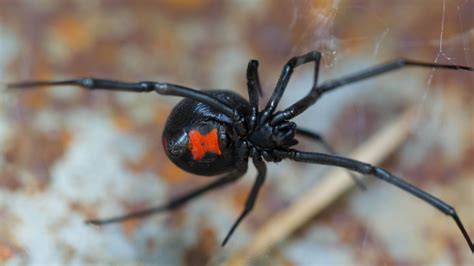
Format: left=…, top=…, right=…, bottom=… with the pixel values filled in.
left=0, top=0, right=472, bottom=265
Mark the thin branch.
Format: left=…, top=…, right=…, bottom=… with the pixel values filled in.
left=225, top=108, right=415, bottom=265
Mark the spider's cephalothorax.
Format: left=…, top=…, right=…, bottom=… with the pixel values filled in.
left=7, top=51, right=473, bottom=251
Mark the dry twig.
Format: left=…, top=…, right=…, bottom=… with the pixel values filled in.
left=225, top=108, right=415, bottom=265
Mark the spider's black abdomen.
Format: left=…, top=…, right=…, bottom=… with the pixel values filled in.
left=162, top=90, right=250, bottom=176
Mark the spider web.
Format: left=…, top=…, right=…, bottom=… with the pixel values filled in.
left=277, top=0, right=473, bottom=264
left=0, top=1, right=472, bottom=265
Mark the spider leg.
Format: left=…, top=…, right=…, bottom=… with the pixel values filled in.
left=274, top=149, right=474, bottom=253
left=271, top=59, right=474, bottom=124
left=296, top=128, right=366, bottom=190
left=7, top=78, right=240, bottom=120
left=85, top=166, right=247, bottom=225
left=222, top=157, right=267, bottom=246
left=259, top=51, right=321, bottom=124
left=247, top=60, right=262, bottom=130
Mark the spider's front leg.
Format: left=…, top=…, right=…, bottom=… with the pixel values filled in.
left=271, top=59, right=474, bottom=124
left=247, top=59, right=262, bottom=131
left=259, top=51, right=321, bottom=125
left=273, top=149, right=474, bottom=253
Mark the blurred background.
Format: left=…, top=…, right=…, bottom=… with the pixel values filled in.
left=0, top=0, right=472, bottom=265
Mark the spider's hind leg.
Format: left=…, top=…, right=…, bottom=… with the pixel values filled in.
left=86, top=166, right=247, bottom=225
left=7, top=78, right=240, bottom=120
left=222, top=157, right=267, bottom=246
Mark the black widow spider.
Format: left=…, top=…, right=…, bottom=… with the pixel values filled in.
left=7, top=51, right=474, bottom=252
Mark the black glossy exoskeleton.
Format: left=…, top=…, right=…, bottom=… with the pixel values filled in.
left=7, top=51, right=474, bottom=251
left=163, top=90, right=250, bottom=176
